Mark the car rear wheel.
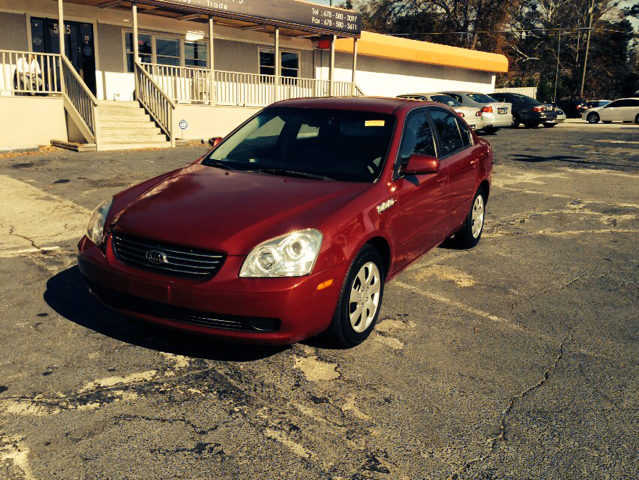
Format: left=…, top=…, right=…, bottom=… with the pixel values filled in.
left=512, top=114, right=520, bottom=128
left=635, top=114, right=639, bottom=124
left=455, top=188, right=486, bottom=249
left=587, top=112, right=600, bottom=124
left=326, top=245, right=385, bottom=348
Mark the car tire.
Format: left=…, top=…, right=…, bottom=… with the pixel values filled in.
left=543, top=123, right=556, bottom=128
left=524, top=122, right=540, bottom=128
left=635, top=114, right=639, bottom=125
left=455, top=188, right=486, bottom=249
left=587, top=112, right=600, bottom=124
left=512, top=114, right=520, bottom=128
left=326, top=245, right=385, bottom=348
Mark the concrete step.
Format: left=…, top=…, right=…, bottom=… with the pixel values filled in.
left=97, top=108, right=148, bottom=117
left=97, top=101, right=141, bottom=109
left=98, top=114, right=153, bottom=124
left=99, top=124, right=160, bottom=132
left=99, top=142, right=172, bottom=152
left=99, top=134, right=168, bottom=144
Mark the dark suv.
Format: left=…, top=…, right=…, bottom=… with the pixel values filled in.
left=557, top=97, right=589, bottom=118
left=489, top=92, right=557, bottom=128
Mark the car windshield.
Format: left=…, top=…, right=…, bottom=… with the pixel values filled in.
left=467, top=93, right=499, bottom=103
left=431, top=95, right=462, bottom=107
left=204, top=108, right=396, bottom=183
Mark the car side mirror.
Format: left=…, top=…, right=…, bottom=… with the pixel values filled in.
left=404, top=154, right=440, bottom=175
left=208, top=137, right=223, bottom=149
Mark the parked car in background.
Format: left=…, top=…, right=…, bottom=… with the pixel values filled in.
left=442, top=91, right=512, bottom=134
left=586, top=100, right=612, bottom=109
left=557, top=97, right=589, bottom=118
left=583, top=98, right=639, bottom=124
left=397, top=93, right=484, bottom=130
left=489, top=92, right=558, bottom=128
left=555, top=108, right=567, bottom=123
left=77, top=97, right=493, bottom=348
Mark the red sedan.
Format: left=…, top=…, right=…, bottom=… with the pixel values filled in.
left=78, top=97, right=492, bottom=347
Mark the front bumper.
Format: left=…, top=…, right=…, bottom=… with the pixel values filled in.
left=77, top=235, right=348, bottom=345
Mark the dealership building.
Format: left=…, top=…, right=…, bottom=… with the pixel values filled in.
left=0, top=0, right=508, bottom=151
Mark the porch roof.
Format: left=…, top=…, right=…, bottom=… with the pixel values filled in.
left=55, top=0, right=361, bottom=38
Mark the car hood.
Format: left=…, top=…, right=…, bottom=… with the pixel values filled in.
left=111, top=163, right=370, bottom=255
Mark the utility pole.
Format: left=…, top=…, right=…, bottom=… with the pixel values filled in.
left=553, top=32, right=561, bottom=103
left=580, top=0, right=595, bottom=98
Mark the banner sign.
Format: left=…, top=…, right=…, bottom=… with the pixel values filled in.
left=152, top=0, right=362, bottom=35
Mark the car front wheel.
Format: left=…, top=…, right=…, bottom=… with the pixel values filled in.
left=587, top=112, right=600, bottom=124
left=327, top=245, right=384, bottom=348
left=456, top=188, right=486, bottom=248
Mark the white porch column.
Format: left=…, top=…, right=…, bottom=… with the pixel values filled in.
left=132, top=2, right=139, bottom=64
left=209, top=16, right=215, bottom=105
left=274, top=27, right=280, bottom=102
left=329, top=34, right=335, bottom=96
left=351, top=37, right=358, bottom=96
left=58, top=0, right=65, bottom=91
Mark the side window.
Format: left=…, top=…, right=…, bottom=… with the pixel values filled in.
left=456, top=118, right=472, bottom=148
left=395, top=111, right=436, bottom=177
left=626, top=99, right=639, bottom=107
left=448, top=93, right=462, bottom=103
left=429, top=109, right=464, bottom=157
left=606, top=100, right=623, bottom=108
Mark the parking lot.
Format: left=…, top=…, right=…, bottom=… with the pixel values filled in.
left=0, top=121, right=637, bottom=479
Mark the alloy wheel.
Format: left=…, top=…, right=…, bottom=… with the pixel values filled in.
left=349, top=262, right=381, bottom=333
left=471, top=194, right=485, bottom=239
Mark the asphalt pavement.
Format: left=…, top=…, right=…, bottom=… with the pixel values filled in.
left=0, top=121, right=637, bottom=479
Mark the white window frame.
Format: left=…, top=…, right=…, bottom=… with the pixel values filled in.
left=258, top=47, right=300, bottom=77
left=123, top=30, right=209, bottom=71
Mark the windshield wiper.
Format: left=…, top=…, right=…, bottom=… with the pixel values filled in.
left=256, top=168, right=335, bottom=181
left=205, top=159, right=236, bottom=170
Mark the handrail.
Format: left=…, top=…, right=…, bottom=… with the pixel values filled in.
left=61, top=55, right=97, bottom=143
left=142, top=62, right=211, bottom=104
left=135, top=62, right=176, bottom=147
left=0, top=50, right=62, bottom=96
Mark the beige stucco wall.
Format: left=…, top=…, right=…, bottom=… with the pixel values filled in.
left=172, top=105, right=260, bottom=140
left=0, top=97, right=66, bottom=149
left=0, top=12, right=28, bottom=51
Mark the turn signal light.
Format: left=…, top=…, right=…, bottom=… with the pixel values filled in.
left=481, top=105, right=493, bottom=113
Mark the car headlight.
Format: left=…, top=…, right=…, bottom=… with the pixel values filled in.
left=240, top=229, right=323, bottom=277
left=87, top=198, right=113, bottom=248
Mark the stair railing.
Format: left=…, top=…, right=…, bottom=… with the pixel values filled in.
left=61, top=55, right=98, bottom=144
left=135, top=62, right=176, bottom=147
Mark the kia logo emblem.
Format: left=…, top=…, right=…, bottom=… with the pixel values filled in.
left=146, top=250, right=167, bottom=264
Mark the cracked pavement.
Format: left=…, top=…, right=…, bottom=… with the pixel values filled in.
left=0, top=123, right=637, bottom=478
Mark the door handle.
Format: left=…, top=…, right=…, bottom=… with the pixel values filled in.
left=470, top=158, right=479, bottom=165
left=437, top=177, right=447, bottom=186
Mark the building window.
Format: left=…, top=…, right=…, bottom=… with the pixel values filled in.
left=259, top=48, right=299, bottom=77
left=185, top=41, right=208, bottom=68
left=125, top=32, right=152, bottom=72
left=156, top=37, right=180, bottom=66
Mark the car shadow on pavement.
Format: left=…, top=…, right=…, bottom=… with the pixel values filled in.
left=44, top=266, right=288, bottom=362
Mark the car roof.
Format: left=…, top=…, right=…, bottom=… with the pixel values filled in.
left=269, top=96, right=437, bottom=114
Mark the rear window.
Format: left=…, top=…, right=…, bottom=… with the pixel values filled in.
left=431, top=95, right=462, bottom=107
left=467, top=93, right=499, bottom=103
left=510, top=94, right=540, bottom=104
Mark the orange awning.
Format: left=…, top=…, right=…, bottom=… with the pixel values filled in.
left=336, top=31, right=508, bottom=73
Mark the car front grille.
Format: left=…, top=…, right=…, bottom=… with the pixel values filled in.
left=89, top=283, right=280, bottom=333
left=112, top=233, right=225, bottom=279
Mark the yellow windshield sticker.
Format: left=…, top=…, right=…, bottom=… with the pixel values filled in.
left=365, top=120, right=386, bottom=127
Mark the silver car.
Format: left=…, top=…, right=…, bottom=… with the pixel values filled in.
left=442, top=92, right=513, bottom=133
left=397, top=93, right=484, bottom=130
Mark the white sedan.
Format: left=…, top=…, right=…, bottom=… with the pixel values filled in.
left=583, top=98, right=639, bottom=124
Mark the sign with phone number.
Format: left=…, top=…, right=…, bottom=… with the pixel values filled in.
left=153, top=0, right=361, bottom=34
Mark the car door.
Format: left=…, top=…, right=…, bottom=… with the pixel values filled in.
left=621, top=99, right=639, bottom=121
left=388, top=109, right=450, bottom=270
left=428, top=107, right=479, bottom=233
left=600, top=100, right=625, bottom=121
